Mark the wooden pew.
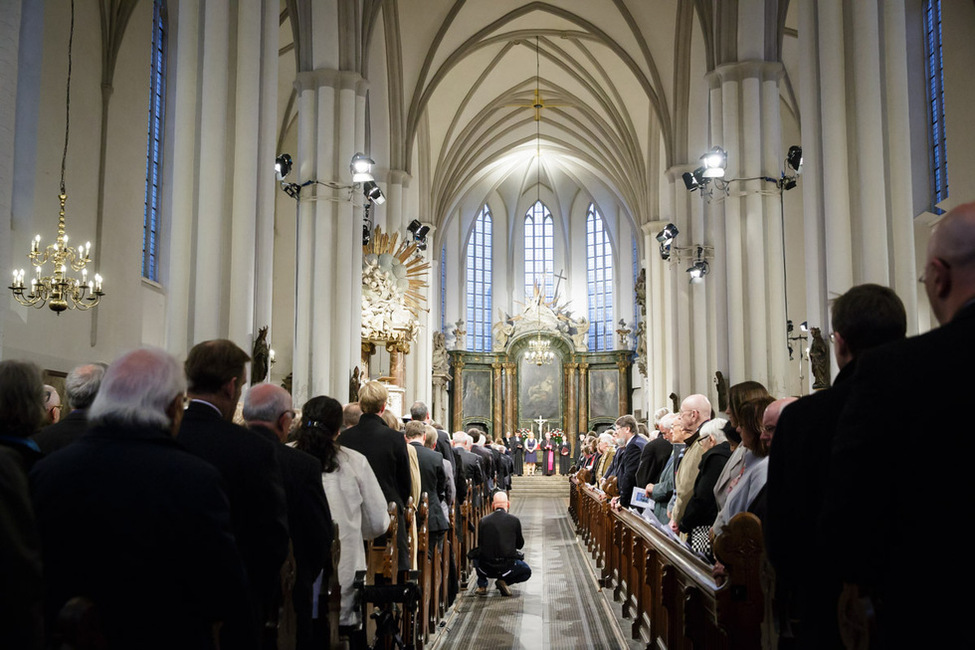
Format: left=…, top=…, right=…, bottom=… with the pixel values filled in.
left=574, top=483, right=766, bottom=650
left=416, top=495, right=431, bottom=646
left=367, top=502, right=399, bottom=584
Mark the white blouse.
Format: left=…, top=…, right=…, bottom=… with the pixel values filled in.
left=314, top=446, right=390, bottom=626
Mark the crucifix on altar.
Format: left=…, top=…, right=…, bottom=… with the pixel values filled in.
left=533, top=415, right=547, bottom=437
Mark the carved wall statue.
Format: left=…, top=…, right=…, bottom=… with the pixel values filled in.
left=360, top=226, right=428, bottom=344
left=635, top=320, right=647, bottom=377
left=634, top=267, right=646, bottom=315
left=432, top=331, right=449, bottom=374
left=809, top=327, right=831, bottom=390
left=452, top=319, right=466, bottom=350
left=251, top=326, right=270, bottom=384
left=714, top=370, right=728, bottom=412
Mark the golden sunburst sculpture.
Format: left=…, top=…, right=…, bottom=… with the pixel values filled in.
left=361, top=225, right=429, bottom=344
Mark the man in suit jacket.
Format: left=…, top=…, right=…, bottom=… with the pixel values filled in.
left=31, top=348, right=247, bottom=650
left=822, top=202, right=975, bottom=647
left=405, top=421, right=449, bottom=549
left=177, top=340, right=289, bottom=650
left=636, top=417, right=674, bottom=489
left=474, top=491, right=531, bottom=597
left=610, top=415, right=647, bottom=509
left=452, top=432, right=484, bottom=506
left=766, top=284, right=905, bottom=650
left=340, top=381, right=413, bottom=571
left=469, top=429, right=496, bottom=490
left=243, top=383, right=333, bottom=650
left=32, top=363, right=106, bottom=454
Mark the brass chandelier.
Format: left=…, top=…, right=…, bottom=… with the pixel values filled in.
left=9, top=0, right=104, bottom=313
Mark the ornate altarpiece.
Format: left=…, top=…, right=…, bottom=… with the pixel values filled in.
left=447, top=298, right=631, bottom=455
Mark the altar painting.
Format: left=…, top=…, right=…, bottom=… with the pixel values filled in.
left=588, top=368, right=619, bottom=419
left=462, top=369, right=492, bottom=420
left=518, top=352, right=561, bottom=421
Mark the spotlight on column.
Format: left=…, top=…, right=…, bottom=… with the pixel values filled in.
left=786, top=146, right=803, bottom=173
left=407, top=219, right=430, bottom=251
left=682, top=167, right=706, bottom=191
left=799, top=321, right=808, bottom=333
left=349, top=153, right=375, bottom=183
left=362, top=224, right=371, bottom=246
left=686, top=259, right=709, bottom=281
left=275, top=153, right=293, bottom=180
left=659, top=241, right=672, bottom=261
left=655, top=223, right=679, bottom=245
left=362, top=180, right=385, bottom=204
left=700, top=146, right=727, bottom=179
left=283, top=182, right=301, bottom=199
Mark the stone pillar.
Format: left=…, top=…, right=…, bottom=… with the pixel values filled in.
left=165, top=1, right=278, bottom=357
left=492, top=362, right=503, bottom=438
left=566, top=363, right=578, bottom=445
left=705, top=60, right=789, bottom=395
left=642, top=220, right=673, bottom=410
left=386, top=341, right=409, bottom=389
left=291, top=68, right=367, bottom=405
left=578, top=362, right=589, bottom=433
left=361, top=341, right=376, bottom=380
left=617, top=359, right=629, bottom=416
left=431, top=373, right=449, bottom=428
left=503, top=361, right=517, bottom=433
left=451, top=356, right=464, bottom=432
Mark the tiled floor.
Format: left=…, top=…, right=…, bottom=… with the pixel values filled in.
left=430, top=488, right=639, bottom=649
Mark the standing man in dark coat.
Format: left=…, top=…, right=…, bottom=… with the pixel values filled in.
left=178, top=339, right=289, bottom=650
left=31, top=348, right=248, bottom=650
left=635, top=419, right=674, bottom=489
left=452, top=432, right=484, bottom=507
left=469, top=429, right=496, bottom=490
left=766, top=284, right=906, bottom=649
left=340, top=381, right=413, bottom=572
left=405, top=421, right=449, bottom=549
left=243, top=383, right=334, bottom=650
left=32, top=362, right=105, bottom=454
left=610, top=415, right=647, bottom=509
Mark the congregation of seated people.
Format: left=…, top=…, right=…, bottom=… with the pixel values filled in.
left=1, top=339, right=501, bottom=650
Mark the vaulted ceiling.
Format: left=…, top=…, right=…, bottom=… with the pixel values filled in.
left=278, top=1, right=798, bottom=236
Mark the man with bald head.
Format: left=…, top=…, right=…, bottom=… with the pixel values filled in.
left=473, top=491, right=531, bottom=597
left=823, top=201, right=975, bottom=646
left=243, top=383, right=332, bottom=650
left=669, top=394, right=711, bottom=532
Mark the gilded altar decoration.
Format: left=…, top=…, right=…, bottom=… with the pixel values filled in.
left=361, top=226, right=429, bottom=344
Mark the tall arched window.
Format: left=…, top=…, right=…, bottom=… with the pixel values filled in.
left=142, top=0, right=167, bottom=281
left=587, top=204, right=613, bottom=351
left=440, top=245, right=447, bottom=332
left=466, top=206, right=492, bottom=351
left=524, top=200, right=554, bottom=300
left=924, top=0, right=949, bottom=207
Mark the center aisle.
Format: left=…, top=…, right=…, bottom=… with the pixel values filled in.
left=430, top=477, right=636, bottom=649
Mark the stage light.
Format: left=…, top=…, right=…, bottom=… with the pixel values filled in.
left=686, top=259, right=709, bottom=281
left=659, top=241, right=671, bottom=261
left=407, top=219, right=430, bottom=250
left=800, top=321, right=808, bottom=333
left=701, top=146, right=727, bottom=178
left=363, top=180, right=385, bottom=204
left=786, top=146, right=803, bottom=172
left=349, top=153, right=375, bottom=183
left=275, top=153, right=292, bottom=180
left=656, top=223, right=679, bottom=245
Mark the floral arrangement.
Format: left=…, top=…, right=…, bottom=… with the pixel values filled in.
left=550, top=428, right=565, bottom=446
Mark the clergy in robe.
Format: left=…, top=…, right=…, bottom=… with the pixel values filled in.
left=542, top=432, right=556, bottom=476
left=512, top=431, right=524, bottom=476
left=558, top=438, right=572, bottom=475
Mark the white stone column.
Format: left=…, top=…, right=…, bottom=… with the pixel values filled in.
left=643, top=219, right=671, bottom=410
left=291, top=69, right=367, bottom=405
left=705, top=61, right=787, bottom=391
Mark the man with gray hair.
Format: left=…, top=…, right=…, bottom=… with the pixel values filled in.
left=33, top=363, right=106, bottom=454
left=30, top=348, right=247, bottom=649
left=243, top=383, right=332, bottom=650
